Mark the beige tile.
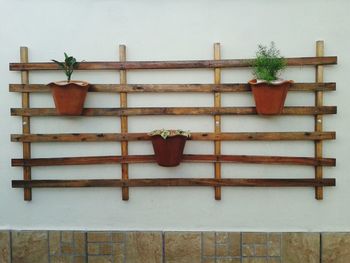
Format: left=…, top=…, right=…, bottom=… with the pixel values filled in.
left=202, top=232, right=215, bottom=257
left=202, top=258, right=215, bottom=263
left=242, top=258, right=268, bottom=263
left=112, top=232, right=125, bottom=243
left=0, top=231, right=10, bottom=263
left=126, top=232, right=162, bottom=263
left=243, top=233, right=267, bottom=244
left=268, top=233, right=281, bottom=257
left=322, top=233, right=350, bottom=263
left=268, top=244, right=280, bottom=257
left=51, top=255, right=74, bottom=263
left=74, top=232, right=86, bottom=255
left=113, top=242, right=124, bottom=256
left=100, top=243, right=112, bottom=255
left=73, top=256, right=87, bottom=263
left=216, top=244, right=229, bottom=257
left=62, top=231, right=73, bottom=243
left=165, top=232, right=201, bottom=263
left=268, top=233, right=281, bottom=244
left=49, top=231, right=61, bottom=255
left=242, top=244, right=255, bottom=256
left=12, top=231, right=49, bottom=263
left=216, top=232, right=229, bottom=243
left=74, top=232, right=86, bottom=244
left=88, top=232, right=112, bottom=243
left=112, top=253, right=124, bottom=263
left=282, top=233, right=320, bottom=263
left=267, top=258, right=281, bottom=263
left=229, top=232, right=241, bottom=257
left=255, top=244, right=267, bottom=256
left=88, top=255, right=113, bottom=263
left=88, top=243, right=100, bottom=255
left=112, top=243, right=124, bottom=263
left=217, top=259, right=241, bottom=263
left=62, top=242, right=75, bottom=254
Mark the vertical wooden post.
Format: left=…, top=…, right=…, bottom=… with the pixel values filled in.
left=20, top=47, right=32, bottom=201
left=315, top=40, right=324, bottom=200
left=119, top=45, right=129, bottom=200
left=214, top=43, right=222, bottom=200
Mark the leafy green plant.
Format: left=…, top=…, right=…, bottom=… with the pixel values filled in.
left=52, top=53, right=78, bottom=82
left=252, top=42, right=286, bottom=83
left=149, top=129, right=191, bottom=139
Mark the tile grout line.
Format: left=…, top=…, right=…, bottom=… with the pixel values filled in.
left=215, top=232, right=217, bottom=263
left=85, top=232, right=88, bottom=263
left=240, top=232, right=243, bottom=263
left=265, top=232, right=268, bottom=261
left=280, top=233, right=283, bottom=263
left=9, top=231, right=13, bottom=263
left=200, top=232, right=203, bottom=263
left=112, top=232, right=115, bottom=263
left=47, top=231, right=50, bottom=263
left=162, top=232, right=165, bottom=263
left=60, top=231, right=63, bottom=258
left=227, top=232, right=232, bottom=260
left=320, top=232, right=322, bottom=263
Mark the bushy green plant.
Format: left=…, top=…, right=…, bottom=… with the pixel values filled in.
left=149, top=129, right=191, bottom=139
left=52, top=53, right=78, bottom=82
left=252, top=42, right=286, bottom=83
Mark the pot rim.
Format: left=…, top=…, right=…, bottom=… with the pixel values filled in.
left=150, top=134, right=189, bottom=139
left=248, top=79, right=294, bottom=86
left=48, top=80, right=90, bottom=87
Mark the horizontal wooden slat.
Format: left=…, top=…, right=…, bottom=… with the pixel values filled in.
left=11, top=106, right=337, bottom=117
left=11, top=154, right=336, bottom=167
left=11, top=131, right=336, bottom=142
left=9, top=83, right=336, bottom=93
left=12, top=178, right=336, bottom=188
left=9, top=57, right=337, bottom=71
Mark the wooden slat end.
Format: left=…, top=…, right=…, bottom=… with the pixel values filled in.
left=12, top=180, right=21, bottom=188
left=11, top=159, right=20, bottom=167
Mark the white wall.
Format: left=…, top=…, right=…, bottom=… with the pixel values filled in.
left=0, top=0, right=349, bottom=231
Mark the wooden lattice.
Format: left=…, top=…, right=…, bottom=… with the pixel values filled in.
left=10, top=41, right=337, bottom=201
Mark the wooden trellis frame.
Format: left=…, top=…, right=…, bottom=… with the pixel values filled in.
left=9, top=41, right=337, bottom=201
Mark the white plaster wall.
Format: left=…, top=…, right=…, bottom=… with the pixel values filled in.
left=0, top=0, right=349, bottom=231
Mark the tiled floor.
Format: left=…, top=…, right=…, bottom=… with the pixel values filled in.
left=0, top=231, right=349, bottom=263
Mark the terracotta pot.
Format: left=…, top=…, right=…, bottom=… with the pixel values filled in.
left=48, top=81, right=90, bottom=115
left=249, top=79, right=293, bottom=115
left=151, top=135, right=187, bottom=167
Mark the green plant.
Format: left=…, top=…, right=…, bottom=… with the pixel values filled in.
left=252, top=42, right=286, bottom=83
left=52, top=53, right=78, bottom=82
left=149, top=129, right=191, bottom=139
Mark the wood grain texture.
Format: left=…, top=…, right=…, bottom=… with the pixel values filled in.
left=9, top=44, right=337, bottom=201
left=119, top=44, right=129, bottom=200
left=12, top=178, right=336, bottom=188
left=315, top=41, right=325, bottom=200
left=214, top=43, right=222, bottom=200
left=11, top=131, right=336, bottom=143
left=11, top=106, right=337, bottom=117
left=9, top=83, right=336, bottom=93
left=20, top=47, right=31, bottom=201
left=9, top=56, right=337, bottom=71
left=11, top=155, right=336, bottom=167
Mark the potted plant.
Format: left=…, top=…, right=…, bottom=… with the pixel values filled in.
left=248, top=42, right=293, bottom=115
left=149, top=129, right=191, bottom=167
left=47, top=53, right=89, bottom=115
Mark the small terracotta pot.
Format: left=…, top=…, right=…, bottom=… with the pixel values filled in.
left=151, top=135, right=187, bottom=167
left=48, top=81, right=90, bottom=116
left=248, top=79, right=293, bottom=115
